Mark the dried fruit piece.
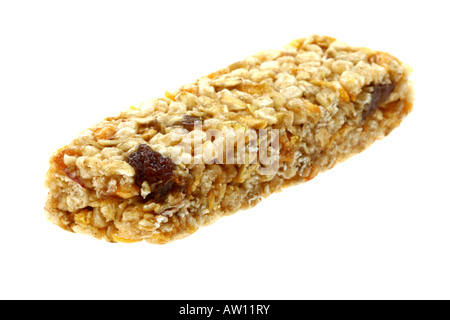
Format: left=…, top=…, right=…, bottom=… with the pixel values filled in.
left=363, top=83, right=396, bottom=120
left=127, top=144, right=174, bottom=187
left=179, top=115, right=202, bottom=132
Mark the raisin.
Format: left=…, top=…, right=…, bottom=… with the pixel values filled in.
left=179, top=115, right=202, bottom=132
left=145, top=179, right=174, bottom=203
left=362, top=83, right=396, bottom=120
left=127, top=144, right=175, bottom=187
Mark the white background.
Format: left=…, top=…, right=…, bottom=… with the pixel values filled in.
left=1, top=0, right=449, bottom=300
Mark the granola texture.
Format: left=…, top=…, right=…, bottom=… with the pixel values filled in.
left=45, top=35, right=414, bottom=244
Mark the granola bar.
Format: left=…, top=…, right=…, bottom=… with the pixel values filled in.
left=44, top=35, right=414, bottom=244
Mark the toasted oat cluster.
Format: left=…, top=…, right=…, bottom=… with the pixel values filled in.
left=45, top=35, right=414, bottom=244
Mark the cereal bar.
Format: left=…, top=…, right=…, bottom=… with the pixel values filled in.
left=44, top=35, right=414, bottom=243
